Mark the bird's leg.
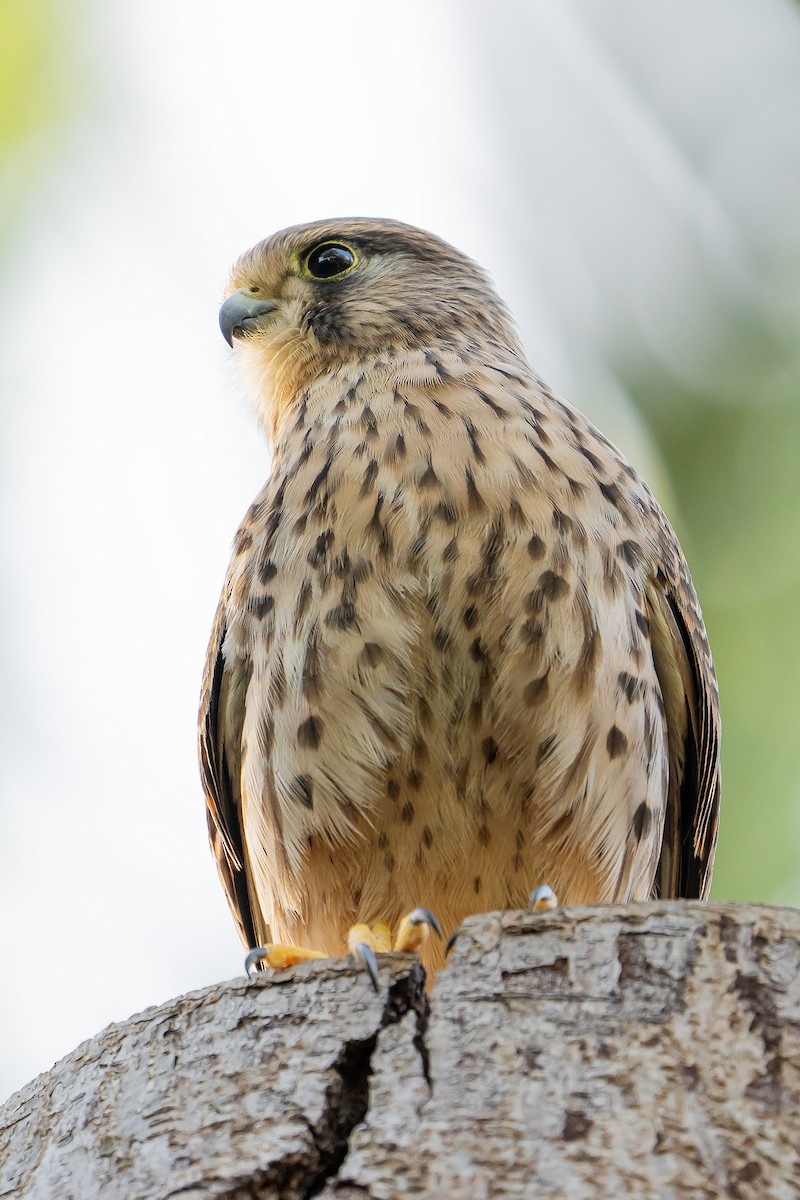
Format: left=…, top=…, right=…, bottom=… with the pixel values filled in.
left=245, top=944, right=327, bottom=977
left=348, top=909, right=441, bottom=990
left=347, top=924, right=383, bottom=991
left=245, top=932, right=386, bottom=986
left=445, top=888, right=558, bottom=959
left=529, top=883, right=559, bottom=911
left=369, top=920, right=393, bottom=952
left=393, top=907, right=442, bottom=952
left=246, top=912, right=441, bottom=990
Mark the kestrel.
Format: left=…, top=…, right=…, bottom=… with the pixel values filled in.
left=199, top=218, right=720, bottom=982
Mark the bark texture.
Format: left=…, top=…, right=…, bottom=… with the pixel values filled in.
left=2, top=902, right=799, bottom=1199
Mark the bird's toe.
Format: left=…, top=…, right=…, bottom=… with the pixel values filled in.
left=529, top=883, right=559, bottom=911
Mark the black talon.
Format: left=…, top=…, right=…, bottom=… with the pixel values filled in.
left=407, top=907, right=443, bottom=938
left=445, top=930, right=460, bottom=957
left=354, top=941, right=380, bottom=992
left=529, top=884, right=557, bottom=910
left=245, top=946, right=271, bottom=978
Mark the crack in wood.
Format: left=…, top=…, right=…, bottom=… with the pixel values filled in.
left=3, top=906, right=800, bottom=1199
left=303, top=965, right=428, bottom=1199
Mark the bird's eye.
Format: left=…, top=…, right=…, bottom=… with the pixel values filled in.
left=302, top=241, right=358, bottom=280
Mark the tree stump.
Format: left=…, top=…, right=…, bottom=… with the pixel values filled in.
left=2, top=902, right=799, bottom=1199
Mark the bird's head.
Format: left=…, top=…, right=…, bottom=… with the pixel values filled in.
left=219, top=217, right=521, bottom=440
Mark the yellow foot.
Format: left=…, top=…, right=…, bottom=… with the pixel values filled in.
left=347, top=924, right=383, bottom=991
left=394, top=907, right=442, bottom=953
left=245, top=944, right=326, bottom=978
left=348, top=910, right=442, bottom=991
left=446, top=890, right=558, bottom=960
left=529, top=883, right=559, bottom=911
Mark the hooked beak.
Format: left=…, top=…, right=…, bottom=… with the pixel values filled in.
left=219, top=290, right=279, bottom=346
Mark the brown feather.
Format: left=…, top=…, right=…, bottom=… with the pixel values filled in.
left=646, top=562, right=721, bottom=899
left=198, top=602, right=260, bottom=948
left=199, top=217, right=722, bottom=974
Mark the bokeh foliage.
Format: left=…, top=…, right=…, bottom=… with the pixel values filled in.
left=0, top=2, right=73, bottom=240
left=627, top=349, right=800, bottom=904
left=472, top=0, right=800, bottom=908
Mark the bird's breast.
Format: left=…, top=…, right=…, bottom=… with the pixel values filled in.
left=225, top=366, right=664, bottom=933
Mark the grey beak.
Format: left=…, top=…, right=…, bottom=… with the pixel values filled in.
left=219, top=290, right=278, bottom=346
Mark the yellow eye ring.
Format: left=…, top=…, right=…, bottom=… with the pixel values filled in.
left=301, top=240, right=359, bottom=281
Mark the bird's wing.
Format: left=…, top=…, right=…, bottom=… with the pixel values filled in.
left=645, top=552, right=721, bottom=900
left=198, top=596, right=260, bottom=950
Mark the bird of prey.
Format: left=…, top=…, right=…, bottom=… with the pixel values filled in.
left=199, top=217, right=720, bottom=983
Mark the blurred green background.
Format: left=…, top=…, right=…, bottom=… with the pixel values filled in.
left=0, top=6, right=72, bottom=238
left=1, top=1, right=798, bottom=1098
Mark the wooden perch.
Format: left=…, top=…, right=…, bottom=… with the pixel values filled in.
left=2, top=902, right=799, bottom=1198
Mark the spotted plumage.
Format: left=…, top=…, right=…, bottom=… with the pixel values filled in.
left=199, top=217, right=721, bottom=976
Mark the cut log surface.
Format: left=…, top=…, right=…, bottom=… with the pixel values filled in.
left=2, top=903, right=799, bottom=1199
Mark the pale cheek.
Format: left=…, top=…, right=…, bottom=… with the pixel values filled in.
left=234, top=325, right=316, bottom=443
left=230, top=343, right=272, bottom=433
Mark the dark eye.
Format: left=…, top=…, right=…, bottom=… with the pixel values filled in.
left=303, top=241, right=358, bottom=280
